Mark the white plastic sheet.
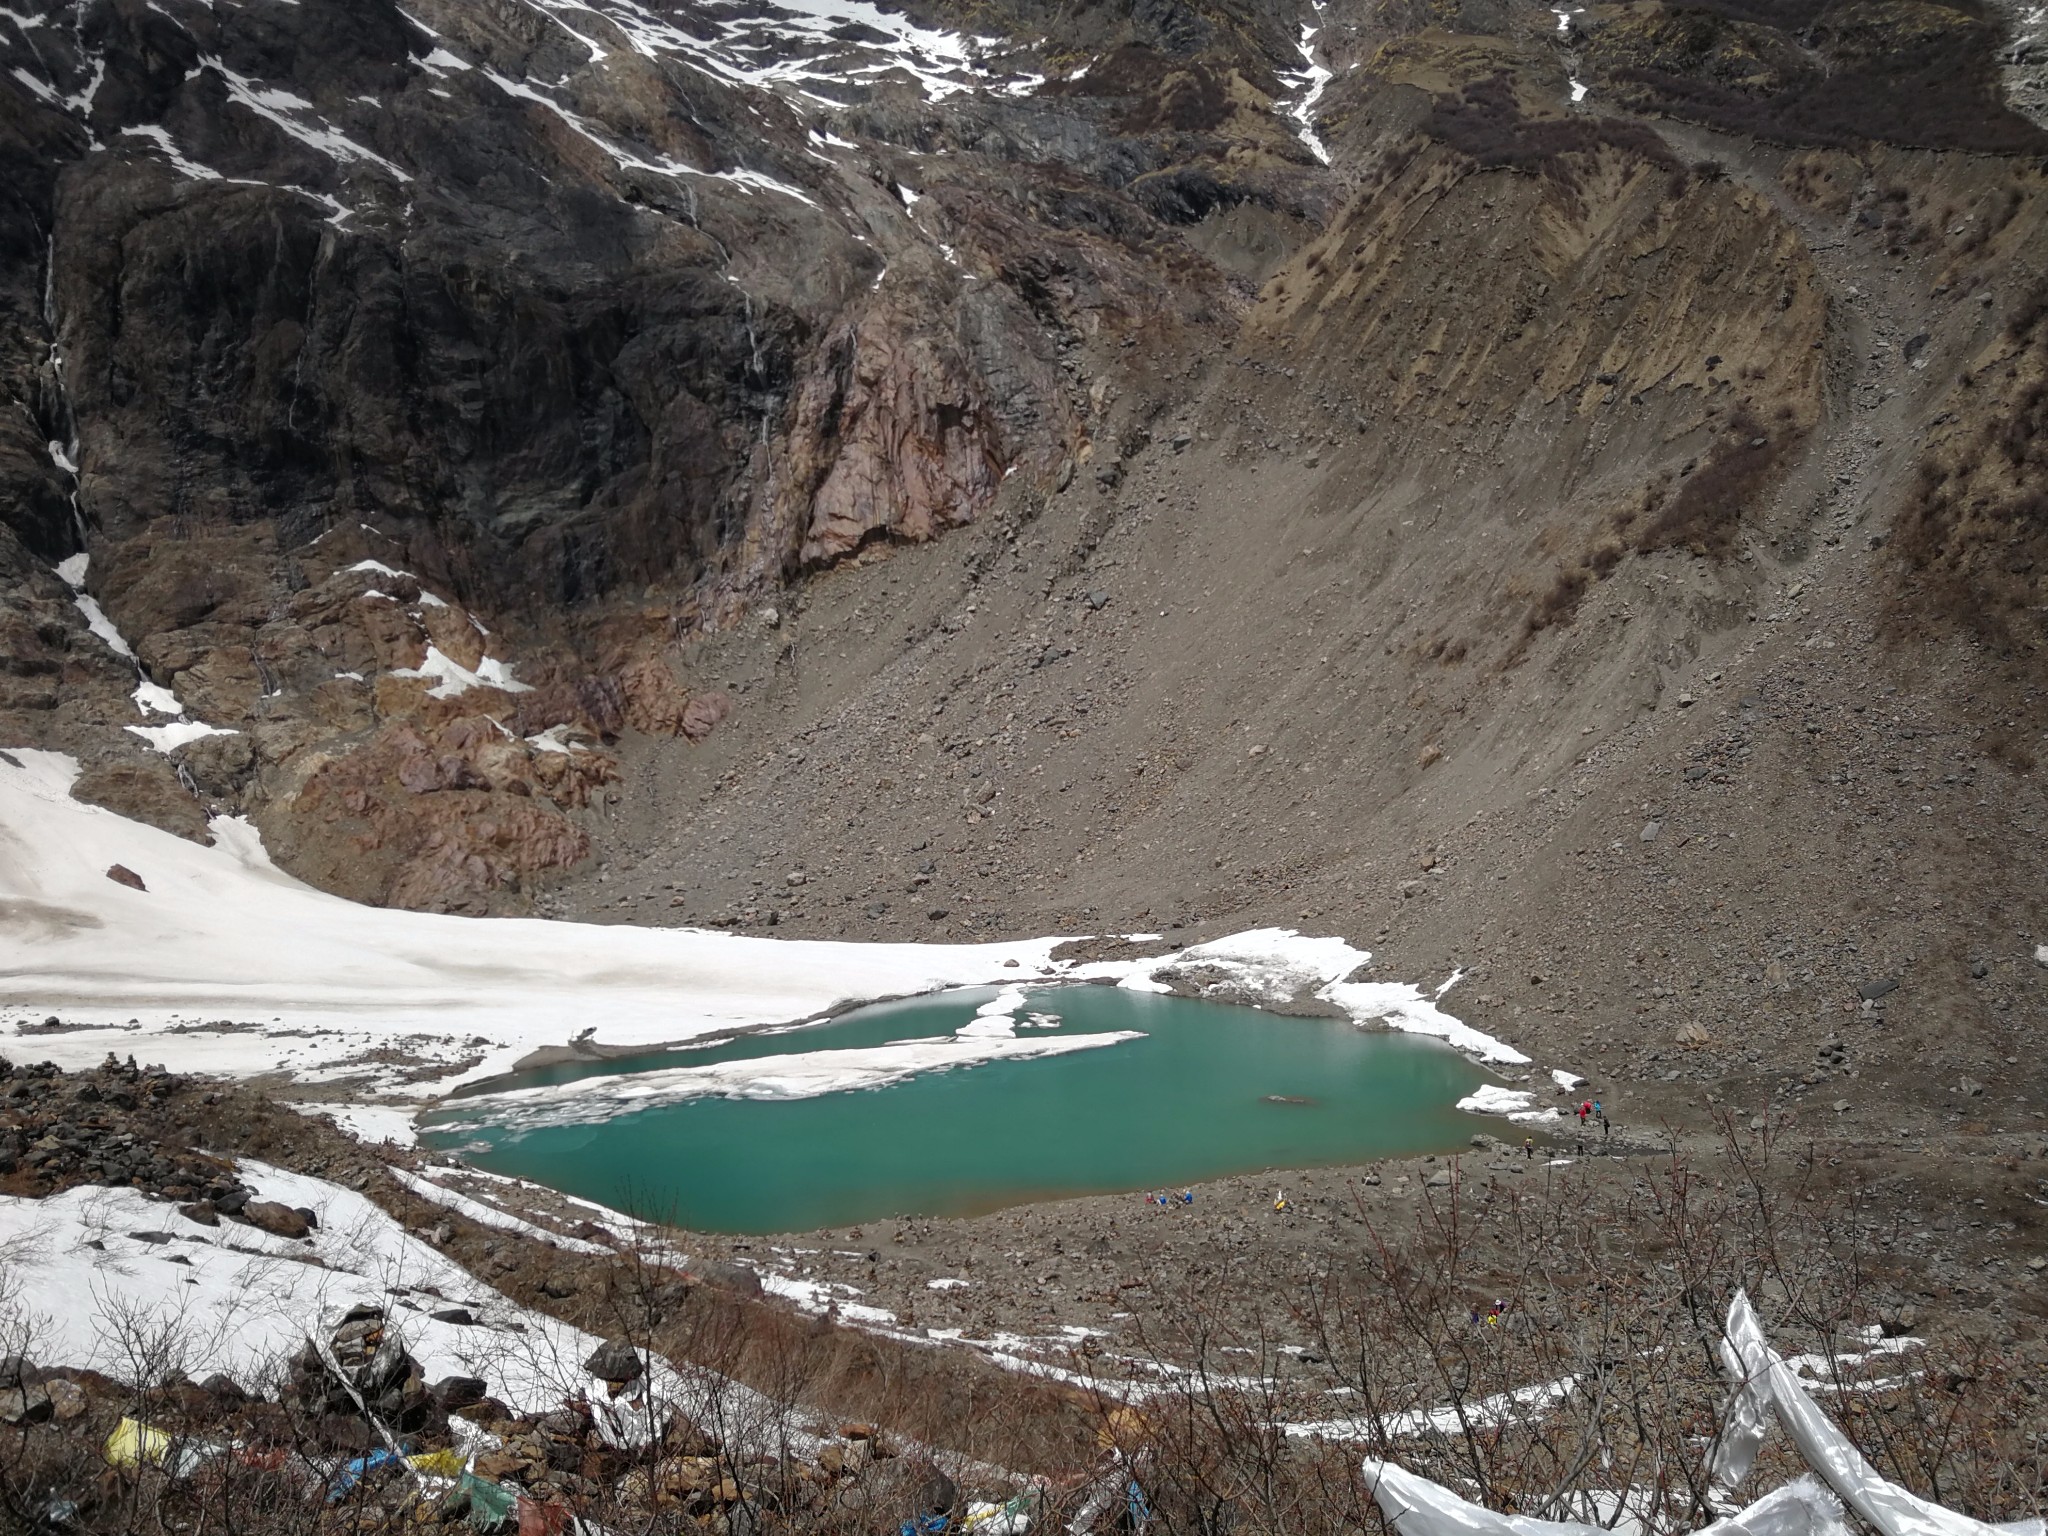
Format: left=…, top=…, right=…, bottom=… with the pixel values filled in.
left=1714, top=1291, right=2043, bottom=1536
left=1361, top=1460, right=1849, bottom=1536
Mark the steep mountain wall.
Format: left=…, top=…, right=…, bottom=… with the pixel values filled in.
left=3, top=0, right=2045, bottom=959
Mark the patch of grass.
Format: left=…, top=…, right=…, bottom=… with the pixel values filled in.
left=1636, top=411, right=1790, bottom=557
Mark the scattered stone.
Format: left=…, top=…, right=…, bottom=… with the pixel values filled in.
left=1959, top=1077, right=1985, bottom=1098
left=105, top=864, right=147, bottom=891
left=1640, top=821, right=1661, bottom=842
left=1857, top=977, right=1900, bottom=1001
left=180, top=1200, right=219, bottom=1226
left=431, top=1308, right=477, bottom=1327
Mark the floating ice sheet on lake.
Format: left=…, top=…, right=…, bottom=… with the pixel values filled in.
left=429, top=1030, right=1145, bottom=1132
left=1455, top=1084, right=1560, bottom=1121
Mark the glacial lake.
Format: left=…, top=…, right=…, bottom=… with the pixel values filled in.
left=419, top=985, right=1488, bottom=1233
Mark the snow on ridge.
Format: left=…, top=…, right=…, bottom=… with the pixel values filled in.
left=480, top=66, right=819, bottom=207
left=119, top=123, right=359, bottom=221
left=1282, top=2, right=1333, bottom=165
left=121, top=123, right=226, bottom=180
left=572, top=0, right=1034, bottom=104
left=199, top=54, right=415, bottom=181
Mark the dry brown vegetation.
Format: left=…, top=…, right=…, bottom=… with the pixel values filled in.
left=1613, top=0, right=2047, bottom=157
left=1637, top=411, right=1794, bottom=559
left=1895, top=284, right=2048, bottom=651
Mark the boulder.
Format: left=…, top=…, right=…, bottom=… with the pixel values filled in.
left=0, top=1384, right=52, bottom=1425
left=429, top=1375, right=487, bottom=1409
left=688, top=1258, right=763, bottom=1296
left=105, top=863, right=147, bottom=891
left=240, top=1200, right=311, bottom=1239
left=68, top=760, right=211, bottom=845
left=584, top=1339, right=644, bottom=1385
left=914, top=1469, right=958, bottom=1517
left=0, top=1355, right=41, bottom=1388
left=45, top=1379, right=85, bottom=1422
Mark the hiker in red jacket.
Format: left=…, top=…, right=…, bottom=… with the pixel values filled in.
left=1578, top=1100, right=1591, bottom=1125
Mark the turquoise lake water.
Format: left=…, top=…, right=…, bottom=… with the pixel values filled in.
left=419, top=985, right=1488, bottom=1233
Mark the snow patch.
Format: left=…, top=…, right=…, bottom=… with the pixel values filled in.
left=131, top=679, right=185, bottom=717
left=0, top=1159, right=852, bottom=1456
left=288, top=1100, right=420, bottom=1145
left=125, top=720, right=239, bottom=754
left=202, top=56, right=413, bottom=180
left=1070, top=928, right=1524, bottom=1065
left=1293, top=1373, right=1579, bottom=1442
left=72, top=595, right=136, bottom=659
left=393, top=644, right=532, bottom=699
left=1282, top=6, right=1334, bottom=164
left=391, top=1166, right=612, bottom=1253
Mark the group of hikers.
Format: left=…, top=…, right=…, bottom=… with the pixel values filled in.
left=1514, top=1098, right=1612, bottom=1160
left=1142, top=1190, right=1194, bottom=1207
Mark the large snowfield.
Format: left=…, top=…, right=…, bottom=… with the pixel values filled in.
left=0, top=748, right=1528, bottom=1120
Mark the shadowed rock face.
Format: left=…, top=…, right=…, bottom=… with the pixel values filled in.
left=0, top=0, right=1308, bottom=906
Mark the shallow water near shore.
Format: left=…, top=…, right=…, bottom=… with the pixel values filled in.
left=420, top=985, right=1488, bottom=1233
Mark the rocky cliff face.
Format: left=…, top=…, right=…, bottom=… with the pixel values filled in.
left=3, top=0, right=2044, bottom=922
